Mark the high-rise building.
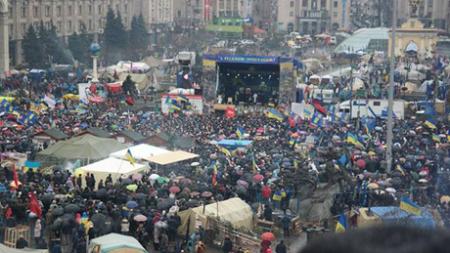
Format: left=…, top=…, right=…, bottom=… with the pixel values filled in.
left=142, top=0, right=174, bottom=26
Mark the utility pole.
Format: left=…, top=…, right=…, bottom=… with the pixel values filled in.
left=386, top=0, right=397, bottom=173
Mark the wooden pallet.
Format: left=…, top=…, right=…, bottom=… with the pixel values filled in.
left=3, top=225, right=31, bottom=248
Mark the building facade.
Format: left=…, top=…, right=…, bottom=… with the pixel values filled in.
left=142, top=0, right=174, bottom=26
left=3, top=0, right=142, bottom=66
left=173, top=0, right=208, bottom=27
left=276, top=0, right=351, bottom=34
left=210, top=0, right=245, bottom=18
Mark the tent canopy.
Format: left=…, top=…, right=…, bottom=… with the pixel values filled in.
left=370, top=206, right=436, bottom=228
left=79, top=157, right=148, bottom=187
left=109, top=144, right=170, bottom=160
left=143, top=151, right=199, bottom=165
left=90, top=233, right=148, bottom=253
left=178, top=198, right=254, bottom=235
left=0, top=244, right=47, bottom=253
left=39, top=134, right=127, bottom=160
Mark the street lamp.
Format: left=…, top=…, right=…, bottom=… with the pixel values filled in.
left=89, top=42, right=101, bottom=83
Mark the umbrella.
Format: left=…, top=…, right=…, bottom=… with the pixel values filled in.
left=64, top=204, right=80, bottom=213
left=126, top=200, right=138, bottom=209
left=367, top=183, right=379, bottom=189
left=169, top=186, right=181, bottom=194
left=237, top=180, right=249, bottom=188
left=121, top=178, right=132, bottom=185
left=133, top=214, right=147, bottom=222
left=156, top=177, right=170, bottom=185
left=356, top=159, right=366, bottom=169
left=52, top=207, right=64, bottom=217
left=440, top=195, right=450, bottom=204
left=157, top=198, right=175, bottom=210
left=190, top=191, right=200, bottom=198
left=132, top=174, right=142, bottom=181
left=201, top=191, right=213, bottom=198
left=191, top=162, right=200, bottom=167
left=91, top=213, right=107, bottom=231
left=149, top=174, right=160, bottom=180
left=261, top=232, right=276, bottom=241
left=385, top=187, right=396, bottom=193
left=253, top=174, right=264, bottom=182
left=126, top=184, right=138, bottom=192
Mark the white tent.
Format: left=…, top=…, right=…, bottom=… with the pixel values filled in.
left=109, top=144, right=170, bottom=161
left=89, top=233, right=147, bottom=253
left=79, top=157, right=148, bottom=187
left=143, top=151, right=199, bottom=165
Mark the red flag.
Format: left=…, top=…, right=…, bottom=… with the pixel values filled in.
left=288, top=116, right=296, bottom=128
left=12, top=164, right=19, bottom=188
left=28, top=192, right=42, bottom=218
left=312, top=99, right=327, bottom=115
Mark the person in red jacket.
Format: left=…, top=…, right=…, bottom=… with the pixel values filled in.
left=262, top=184, right=272, bottom=204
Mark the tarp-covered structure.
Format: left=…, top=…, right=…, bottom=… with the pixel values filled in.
left=89, top=233, right=148, bottom=253
left=144, top=151, right=199, bottom=165
left=109, top=144, right=170, bottom=161
left=216, top=139, right=253, bottom=150
left=0, top=244, right=47, bottom=253
left=79, top=157, right=148, bottom=187
left=370, top=206, right=436, bottom=228
left=178, top=198, right=254, bottom=235
left=39, top=134, right=127, bottom=160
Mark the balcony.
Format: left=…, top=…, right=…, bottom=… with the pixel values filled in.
left=299, top=10, right=329, bottom=20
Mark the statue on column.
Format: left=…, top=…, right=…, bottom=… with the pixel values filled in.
left=409, top=0, right=421, bottom=18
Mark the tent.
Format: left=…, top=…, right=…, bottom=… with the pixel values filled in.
left=143, top=151, right=199, bottom=165
left=0, top=244, right=47, bottom=253
left=79, top=157, right=148, bottom=187
left=178, top=198, right=254, bottom=235
left=89, top=233, right=148, bottom=253
left=109, top=144, right=170, bottom=161
left=216, top=139, right=253, bottom=150
left=369, top=206, right=436, bottom=228
left=39, top=134, right=127, bottom=161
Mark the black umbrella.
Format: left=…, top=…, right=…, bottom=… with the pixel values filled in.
left=91, top=213, right=107, bottom=229
left=95, top=189, right=108, bottom=199
left=157, top=198, right=175, bottom=210
left=64, top=204, right=80, bottom=213
left=52, top=207, right=64, bottom=217
left=121, top=178, right=132, bottom=185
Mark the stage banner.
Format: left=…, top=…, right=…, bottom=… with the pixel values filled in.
left=216, top=55, right=279, bottom=65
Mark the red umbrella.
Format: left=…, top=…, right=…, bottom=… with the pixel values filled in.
left=312, top=99, right=327, bottom=115
left=133, top=214, right=147, bottom=222
left=260, top=232, right=275, bottom=241
left=253, top=174, right=264, bottom=182
left=169, top=186, right=181, bottom=194
left=356, top=159, right=366, bottom=169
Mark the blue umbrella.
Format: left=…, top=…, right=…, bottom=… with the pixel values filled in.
left=126, top=200, right=138, bottom=209
left=0, top=183, right=6, bottom=193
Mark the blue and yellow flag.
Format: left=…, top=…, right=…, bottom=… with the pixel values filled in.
left=310, top=111, right=323, bottom=127
left=219, top=147, right=232, bottom=157
left=400, top=196, right=421, bottom=216
left=18, top=112, right=38, bottom=125
left=176, top=94, right=189, bottom=103
left=335, top=214, right=347, bottom=233
left=266, top=108, right=284, bottom=122
left=424, top=120, right=437, bottom=130
left=0, top=99, right=12, bottom=112
left=346, top=133, right=364, bottom=149
left=432, top=134, right=441, bottom=143
left=236, top=127, right=245, bottom=139
left=125, top=149, right=136, bottom=165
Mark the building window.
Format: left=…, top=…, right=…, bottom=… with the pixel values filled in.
left=57, top=6, right=62, bottom=17
left=21, top=7, right=27, bottom=18
left=333, top=1, right=338, bottom=8
left=33, top=6, right=38, bottom=18
left=89, top=20, right=92, bottom=30
left=302, top=0, right=308, bottom=7
left=290, top=11, right=294, bottom=17
left=116, top=4, right=120, bottom=11
left=124, top=4, right=128, bottom=12
left=68, top=6, right=72, bottom=16
left=9, top=24, right=13, bottom=38
left=321, top=0, right=326, bottom=9
left=68, top=21, right=72, bottom=33
left=333, top=12, right=337, bottom=17
left=89, top=5, right=92, bottom=15
left=79, top=5, right=82, bottom=15
left=79, top=21, right=84, bottom=31
left=21, top=23, right=26, bottom=35
left=98, top=5, right=102, bottom=15
left=290, top=1, right=295, bottom=8
left=57, top=21, right=62, bottom=32
left=45, top=6, right=50, bottom=17
left=8, top=7, right=12, bottom=19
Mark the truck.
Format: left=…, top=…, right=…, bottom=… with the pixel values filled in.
left=176, top=51, right=196, bottom=66
left=338, top=99, right=406, bottom=120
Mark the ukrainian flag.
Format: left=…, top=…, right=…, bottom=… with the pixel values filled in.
left=447, top=135, right=450, bottom=142
left=424, top=120, right=437, bottom=130
left=236, top=127, right=245, bottom=139
left=346, top=133, right=364, bottom=148
left=0, top=99, right=12, bottom=112
left=252, top=156, right=259, bottom=173
left=267, top=108, right=284, bottom=122
left=176, top=94, right=189, bottom=103
left=125, top=149, right=136, bottom=165
left=400, top=196, right=421, bottom=216
left=432, top=134, right=441, bottom=143
left=220, top=147, right=232, bottom=157
left=335, top=214, right=347, bottom=233
left=170, top=103, right=181, bottom=111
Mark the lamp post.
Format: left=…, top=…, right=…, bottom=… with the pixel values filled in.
left=89, top=42, right=101, bottom=83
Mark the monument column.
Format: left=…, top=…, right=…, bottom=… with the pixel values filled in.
left=0, top=0, right=9, bottom=77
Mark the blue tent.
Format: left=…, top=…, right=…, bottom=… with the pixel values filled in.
left=217, top=139, right=252, bottom=150
left=370, top=206, right=436, bottom=228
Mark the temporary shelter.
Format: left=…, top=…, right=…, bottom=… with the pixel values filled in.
left=178, top=198, right=254, bottom=235
left=79, top=157, right=148, bottom=187
left=216, top=140, right=253, bottom=150
left=109, top=144, right=170, bottom=161
left=89, top=233, right=148, bottom=253
left=39, top=134, right=127, bottom=161
left=0, top=244, right=47, bottom=253
left=357, top=206, right=436, bottom=229
left=144, top=151, right=199, bottom=166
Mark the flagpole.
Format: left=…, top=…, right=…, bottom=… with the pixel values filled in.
left=386, top=0, right=397, bottom=173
